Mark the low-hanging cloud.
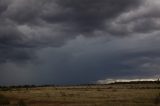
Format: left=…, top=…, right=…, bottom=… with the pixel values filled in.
left=0, top=0, right=160, bottom=85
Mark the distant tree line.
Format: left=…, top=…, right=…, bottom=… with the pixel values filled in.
left=0, top=80, right=159, bottom=90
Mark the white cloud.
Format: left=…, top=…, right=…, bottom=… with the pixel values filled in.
left=96, top=78, right=158, bottom=84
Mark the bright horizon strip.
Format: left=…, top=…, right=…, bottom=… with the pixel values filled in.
left=96, top=78, right=159, bottom=84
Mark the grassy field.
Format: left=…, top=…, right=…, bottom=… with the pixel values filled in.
left=0, top=83, right=160, bottom=106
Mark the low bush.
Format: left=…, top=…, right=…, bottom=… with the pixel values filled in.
left=17, top=99, right=27, bottom=106
left=0, top=94, right=10, bottom=105
left=154, top=93, right=160, bottom=105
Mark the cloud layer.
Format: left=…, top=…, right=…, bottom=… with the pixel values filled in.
left=0, top=0, right=160, bottom=85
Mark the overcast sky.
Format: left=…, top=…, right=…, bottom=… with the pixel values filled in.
left=0, top=0, right=160, bottom=85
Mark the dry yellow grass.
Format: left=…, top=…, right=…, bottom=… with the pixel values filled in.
left=0, top=83, right=160, bottom=106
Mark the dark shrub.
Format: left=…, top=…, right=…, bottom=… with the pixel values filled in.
left=154, top=93, right=160, bottom=105
left=0, top=94, right=10, bottom=105
left=17, top=99, right=27, bottom=106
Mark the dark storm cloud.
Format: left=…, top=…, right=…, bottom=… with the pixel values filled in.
left=0, top=0, right=160, bottom=85
left=3, top=0, right=45, bottom=24
left=0, top=0, right=9, bottom=15
left=0, top=0, right=143, bottom=63
left=31, top=35, right=160, bottom=84
left=0, top=19, right=36, bottom=63
left=3, top=0, right=142, bottom=33
left=0, top=47, right=34, bottom=63
left=0, top=20, right=23, bottom=45
left=41, top=0, right=141, bottom=33
left=109, top=0, right=160, bottom=35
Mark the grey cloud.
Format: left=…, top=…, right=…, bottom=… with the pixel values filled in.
left=0, top=0, right=144, bottom=48
left=0, top=0, right=10, bottom=15
left=2, top=0, right=142, bottom=34
left=108, top=0, right=160, bottom=35
left=3, top=0, right=44, bottom=24
left=41, top=0, right=142, bottom=33
left=0, top=0, right=160, bottom=85
left=1, top=33, right=160, bottom=85
left=0, top=47, right=35, bottom=63
left=0, top=20, right=23, bottom=46
left=28, top=35, right=160, bottom=84
left=0, top=0, right=142, bottom=63
left=0, top=19, right=36, bottom=63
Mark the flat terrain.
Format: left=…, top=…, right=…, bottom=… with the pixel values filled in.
left=0, top=83, right=160, bottom=106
